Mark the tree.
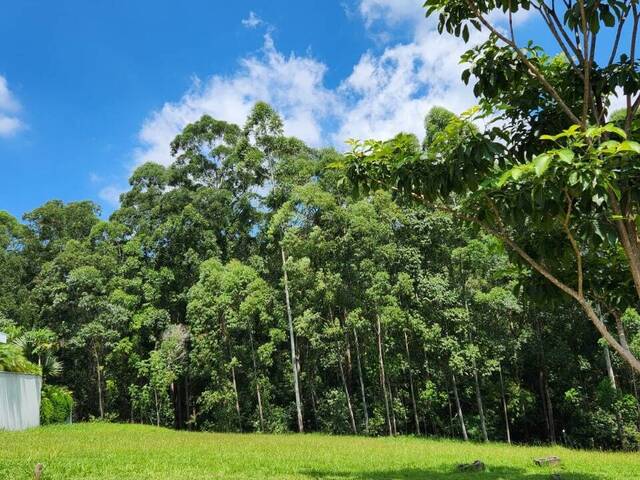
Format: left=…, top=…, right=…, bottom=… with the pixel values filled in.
left=340, top=0, right=640, bottom=373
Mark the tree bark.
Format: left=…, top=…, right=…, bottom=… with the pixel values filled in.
left=154, top=387, right=160, bottom=427
left=353, top=328, right=369, bottom=433
left=230, top=363, right=241, bottom=431
left=376, top=316, right=393, bottom=436
left=451, top=372, right=468, bottom=441
left=603, top=343, right=625, bottom=445
left=472, top=357, right=489, bottom=442
left=535, top=316, right=556, bottom=444
left=340, top=310, right=353, bottom=376
left=339, top=357, right=358, bottom=434
left=403, top=331, right=421, bottom=434
left=387, top=378, right=398, bottom=435
left=499, top=365, right=512, bottom=444
left=281, top=246, right=304, bottom=432
left=544, top=375, right=556, bottom=444
left=604, top=343, right=617, bottom=390
left=249, top=330, right=265, bottom=431
left=94, top=346, right=104, bottom=419
left=612, top=310, right=640, bottom=423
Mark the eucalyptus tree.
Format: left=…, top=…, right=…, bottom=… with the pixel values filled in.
left=254, top=104, right=319, bottom=433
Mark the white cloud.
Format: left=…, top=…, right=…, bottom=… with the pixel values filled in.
left=105, top=1, right=533, bottom=207
left=335, top=28, right=478, bottom=143
left=358, top=0, right=423, bottom=27
left=608, top=86, right=628, bottom=118
left=134, top=24, right=478, bottom=167
left=0, top=76, right=24, bottom=137
left=0, top=77, right=20, bottom=113
left=0, top=115, right=23, bottom=137
left=135, top=34, right=337, bottom=166
left=99, top=184, right=126, bottom=207
left=242, top=11, right=263, bottom=29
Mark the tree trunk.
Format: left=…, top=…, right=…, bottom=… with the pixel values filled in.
left=544, top=375, right=556, bottom=444
left=499, top=365, right=512, bottom=444
left=604, top=343, right=617, bottom=390
left=403, top=331, right=420, bottom=435
left=353, top=328, right=369, bottom=433
left=310, top=382, right=318, bottom=428
left=447, top=391, right=454, bottom=436
left=154, top=387, right=160, bottom=427
left=281, top=246, right=304, bottom=433
left=613, top=311, right=640, bottom=423
left=469, top=204, right=640, bottom=373
left=339, top=357, right=358, bottom=434
left=424, top=351, right=436, bottom=435
left=451, top=372, right=468, bottom=441
left=94, top=347, right=104, bottom=419
left=340, top=310, right=353, bottom=376
left=535, top=316, right=556, bottom=443
left=376, top=316, right=393, bottom=436
left=185, top=374, right=191, bottom=430
left=464, top=293, right=487, bottom=442
left=472, top=357, right=489, bottom=442
left=604, top=344, right=625, bottom=445
left=609, top=193, right=640, bottom=300
left=387, top=377, right=398, bottom=435
left=230, top=363, right=242, bottom=431
left=249, top=330, right=265, bottom=431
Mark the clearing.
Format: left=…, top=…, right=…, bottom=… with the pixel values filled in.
left=0, top=423, right=638, bottom=479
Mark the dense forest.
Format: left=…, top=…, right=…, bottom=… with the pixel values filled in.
left=0, top=101, right=638, bottom=450
left=3, top=0, right=640, bottom=454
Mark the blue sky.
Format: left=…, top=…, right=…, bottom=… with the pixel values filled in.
left=0, top=1, right=630, bottom=218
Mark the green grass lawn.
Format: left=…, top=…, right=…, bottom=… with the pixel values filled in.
left=0, top=423, right=638, bottom=479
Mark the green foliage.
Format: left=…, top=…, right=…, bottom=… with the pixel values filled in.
left=0, top=343, right=41, bottom=375
left=2, top=100, right=639, bottom=451
left=40, top=385, right=73, bottom=425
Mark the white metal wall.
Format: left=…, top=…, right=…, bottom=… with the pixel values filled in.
left=0, top=371, right=42, bottom=431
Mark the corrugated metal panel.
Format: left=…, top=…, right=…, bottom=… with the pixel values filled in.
left=0, top=371, right=42, bottom=431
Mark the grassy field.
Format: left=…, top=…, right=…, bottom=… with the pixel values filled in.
left=0, top=424, right=638, bottom=479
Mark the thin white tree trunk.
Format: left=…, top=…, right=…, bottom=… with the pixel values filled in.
left=339, top=357, right=357, bottom=434
left=376, top=317, right=392, bottom=436
left=281, top=245, right=304, bottom=432
left=94, top=347, right=104, bottom=419
left=403, top=331, right=420, bottom=434
left=230, top=363, right=241, bottom=431
left=249, top=330, right=265, bottom=431
left=353, top=328, right=369, bottom=433
left=451, top=372, right=468, bottom=441
left=472, top=357, right=488, bottom=442
left=499, top=365, right=511, bottom=444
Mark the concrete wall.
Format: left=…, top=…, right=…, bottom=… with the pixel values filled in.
left=0, top=371, right=42, bottom=431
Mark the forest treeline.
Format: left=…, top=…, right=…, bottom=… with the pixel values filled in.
left=4, top=0, right=640, bottom=454
left=1, top=103, right=639, bottom=450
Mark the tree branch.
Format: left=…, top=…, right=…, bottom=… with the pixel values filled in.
left=608, top=4, right=629, bottom=66
left=625, top=3, right=639, bottom=132
left=563, top=191, right=583, bottom=297
left=467, top=0, right=583, bottom=126
left=542, top=1, right=585, bottom=62
left=608, top=190, right=640, bottom=299
left=430, top=198, right=640, bottom=373
left=536, top=3, right=583, bottom=77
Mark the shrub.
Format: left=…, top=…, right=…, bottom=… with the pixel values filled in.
left=0, top=343, right=41, bottom=375
left=41, top=385, right=73, bottom=425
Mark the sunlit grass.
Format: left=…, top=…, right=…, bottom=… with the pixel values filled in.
left=0, top=423, right=637, bottom=479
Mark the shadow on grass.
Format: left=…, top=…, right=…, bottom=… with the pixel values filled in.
left=301, top=465, right=603, bottom=479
